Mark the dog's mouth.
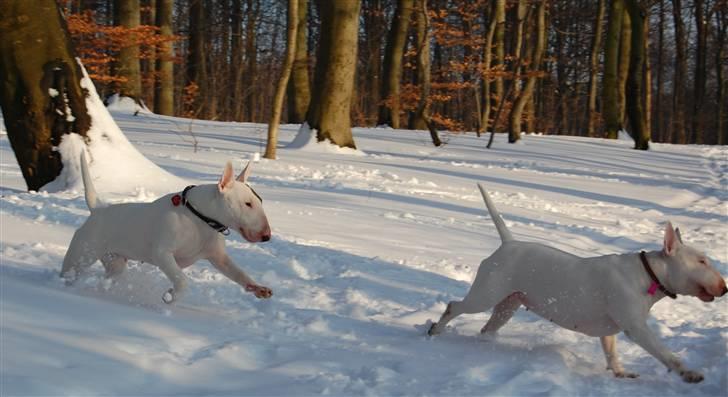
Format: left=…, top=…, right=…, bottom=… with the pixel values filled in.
left=697, top=287, right=715, bottom=302
left=238, top=227, right=257, bottom=243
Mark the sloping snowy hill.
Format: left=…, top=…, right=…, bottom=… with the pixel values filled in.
left=1, top=111, right=726, bottom=396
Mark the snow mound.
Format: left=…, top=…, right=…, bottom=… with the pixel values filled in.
left=42, top=61, right=186, bottom=200
left=286, top=123, right=365, bottom=156
left=105, top=93, right=151, bottom=115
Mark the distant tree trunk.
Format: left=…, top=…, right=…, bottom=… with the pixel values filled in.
left=603, top=0, right=625, bottom=139
left=243, top=0, right=260, bottom=121
left=493, top=0, right=506, bottom=116
left=508, top=0, right=546, bottom=144
left=362, top=0, right=386, bottom=125
left=0, top=0, right=92, bottom=190
left=306, top=0, right=361, bottom=148
left=231, top=0, right=243, bottom=120
left=479, top=0, right=499, bottom=135
left=113, top=0, right=142, bottom=102
left=672, top=0, right=687, bottom=143
left=153, top=0, right=173, bottom=115
left=691, top=0, right=707, bottom=144
left=187, top=0, right=207, bottom=118
left=617, top=10, right=631, bottom=131
left=265, top=0, right=298, bottom=159
left=625, top=0, right=649, bottom=150
left=655, top=0, right=665, bottom=141
left=587, top=0, right=605, bottom=137
left=411, top=0, right=441, bottom=146
left=286, top=0, right=310, bottom=123
left=717, top=8, right=727, bottom=145
left=378, top=0, right=414, bottom=128
left=643, top=15, right=651, bottom=141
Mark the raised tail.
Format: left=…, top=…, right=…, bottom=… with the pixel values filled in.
left=80, top=152, right=98, bottom=211
left=477, top=183, right=513, bottom=243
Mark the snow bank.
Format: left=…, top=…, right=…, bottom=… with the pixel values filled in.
left=42, top=61, right=186, bottom=200
left=105, top=93, right=151, bottom=115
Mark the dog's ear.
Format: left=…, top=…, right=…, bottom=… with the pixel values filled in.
left=663, top=222, right=681, bottom=256
left=675, top=227, right=684, bottom=244
left=236, top=161, right=251, bottom=183
left=218, top=161, right=235, bottom=192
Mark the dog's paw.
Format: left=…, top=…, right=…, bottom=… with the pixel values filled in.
left=246, top=284, right=272, bottom=299
left=427, top=322, right=440, bottom=336
left=680, top=370, right=704, bottom=383
left=613, top=371, right=639, bottom=379
left=162, top=288, right=175, bottom=304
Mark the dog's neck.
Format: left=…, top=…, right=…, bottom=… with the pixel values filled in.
left=640, top=251, right=677, bottom=301
left=183, top=184, right=228, bottom=227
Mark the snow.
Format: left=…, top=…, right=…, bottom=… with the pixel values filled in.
left=1, top=109, right=727, bottom=396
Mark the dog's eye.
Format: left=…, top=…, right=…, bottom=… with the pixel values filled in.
left=245, top=202, right=252, bottom=208
left=699, top=258, right=708, bottom=266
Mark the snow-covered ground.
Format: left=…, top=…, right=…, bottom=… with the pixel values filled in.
left=1, top=110, right=726, bottom=396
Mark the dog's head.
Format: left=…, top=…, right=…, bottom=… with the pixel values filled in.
left=661, top=222, right=726, bottom=302
left=214, top=161, right=271, bottom=243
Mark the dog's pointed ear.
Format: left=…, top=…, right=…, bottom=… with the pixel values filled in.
left=675, top=227, right=684, bottom=244
left=663, top=222, right=681, bottom=256
left=236, top=161, right=251, bottom=183
left=218, top=161, right=235, bottom=192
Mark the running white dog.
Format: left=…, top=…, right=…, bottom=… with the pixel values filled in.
left=61, top=154, right=272, bottom=304
left=428, top=184, right=727, bottom=383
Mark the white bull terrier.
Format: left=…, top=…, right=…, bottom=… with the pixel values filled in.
left=428, top=184, right=727, bottom=383
left=60, top=154, right=273, bottom=303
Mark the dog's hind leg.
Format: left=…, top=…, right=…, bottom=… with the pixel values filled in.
left=101, top=253, right=127, bottom=278
left=60, top=232, right=99, bottom=282
left=480, top=292, right=523, bottom=335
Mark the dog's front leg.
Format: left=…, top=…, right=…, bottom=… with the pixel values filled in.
left=207, top=252, right=272, bottom=299
left=613, top=316, right=703, bottom=383
left=600, top=335, right=638, bottom=379
left=154, top=253, right=188, bottom=304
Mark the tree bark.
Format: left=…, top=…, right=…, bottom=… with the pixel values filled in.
left=186, top=0, right=207, bottom=118
left=717, top=8, right=727, bottom=145
left=655, top=0, right=665, bottom=141
left=0, top=0, right=91, bottom=190
left=617, top=9, right=631, bottom=132
left=625, top=0, right=649, bottom=150
left=691, top=0, right=707, bottom=144
left=286, top=0, right=310, bottom=123
left=306, top=0, right=361, bottom=148
left=508, top=0, right=546, bottom=144
left=493, top=0, right=506, bottom=116
left=587, top=0, right=605, bottom=137
left=153, top=0, right=173, bottom=115
left=378, top=0, right=414, bottom=128
left=113, top=0, right=142, bottom=102
left=602, top=0, right=625, bottom=139
left=265, top=0, right=298, bottom=159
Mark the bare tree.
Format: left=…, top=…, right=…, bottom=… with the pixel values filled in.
left=378, top=0, right=414, bottom=128
left=286, top=0, right=310, bottom=123
left=265, top=0, right=299, bottom=159
left=113, top=0, right=142, bottom=102
left=153, top=0, right=173, bottom=115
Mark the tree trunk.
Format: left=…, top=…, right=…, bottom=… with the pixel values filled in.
left=306, top=0, right=361, bottom=148
left=153, top=0, right=173, bottom=115
left=243, top=0, right=259, bottom=121
left=230, top=0, right=243, bottom=120
left=625, top=0, right=648, bottom=150
left=602, top=0, right=624, bottom=139
left=655, top=0, right=665, bottom=141
left=0, top=0, right=91, bottom=190
left=672, top=0, right=687, bottom=143
left=479, top=0, right=500, bottom=135
left=113, top=0, right=142, bottom=102
left=378, top=0, right=414, bottom=128
left=691, top=0, right=707, bottom=144
left=286, top=0, right=310, bottom=123
left=617, top=10, right=631, bottom=132
left=508, top=0, right=546, bottom=144
left=717, top=8, right=727, bottom=145
left=265, top=0, right=298, bottom=159
left=493, top=0, right=506, bottom=116
left=587, top=0, right=605, bottom=137
left=411, top=0, right=441, bottom=146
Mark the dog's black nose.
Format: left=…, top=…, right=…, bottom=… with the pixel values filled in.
left=262, top=235, right=271, bottom=242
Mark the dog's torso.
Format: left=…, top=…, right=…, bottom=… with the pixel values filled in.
left=476, top=241, right=654, bottom=337
left=77, top=193, right=221, bottom=267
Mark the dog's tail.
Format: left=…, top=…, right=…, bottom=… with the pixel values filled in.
left=80, top=152, right=99, bottom=211
left=477, top=183, right=513, bottom=243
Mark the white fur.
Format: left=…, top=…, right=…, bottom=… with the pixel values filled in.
left=61, top=156, right=273, bottom=303
left=428, top=184, right=727, bottom=383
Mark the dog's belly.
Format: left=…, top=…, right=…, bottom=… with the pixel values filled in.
left=520, top=294, right=621, bottom=337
